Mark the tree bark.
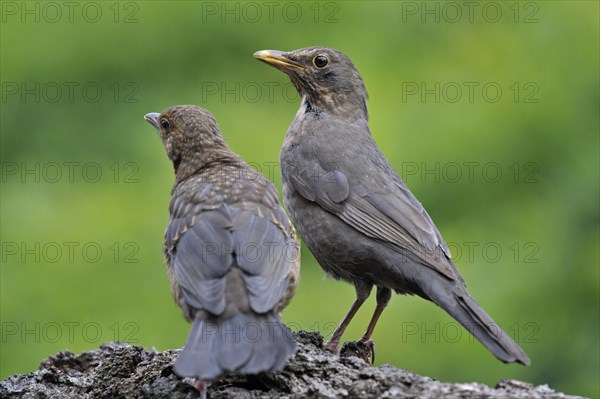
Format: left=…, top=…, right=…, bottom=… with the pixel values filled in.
left=0, top=331, right=586, bottom=398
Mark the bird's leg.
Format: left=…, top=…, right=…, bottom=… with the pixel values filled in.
left=356, top=287, right=391, bottom=364
left=182, top=378, right=209, bottom=399
left=194, top=379, right=208, bottom=399
left=360, top=287, right=392, bottom=343
left=325, top=282, right=373, bottom=354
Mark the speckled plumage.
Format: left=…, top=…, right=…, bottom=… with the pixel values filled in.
left=145, top=105, right=299, bottom=381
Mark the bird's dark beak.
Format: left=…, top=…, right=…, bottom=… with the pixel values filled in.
left=144, top=112, right=160, bottom=130
left=253, top=50, right=305, bottom=72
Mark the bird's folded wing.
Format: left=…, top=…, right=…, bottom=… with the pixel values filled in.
left=287, top=166, right=350, bottom=207
left=166, top=180, right=295, bottom=316
left=232, top=207, right=296, bottom=314
left=168, top=206, right=236, bottom=315
left=288, top=161, right=458, bottom=280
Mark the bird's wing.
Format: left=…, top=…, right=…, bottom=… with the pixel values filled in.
left=232, top=201, right=297, bottom=314
left=167, top=201, right=235, bottom=315
left=287, top=159, right=458, bottom=280
left=166, top=179, right=296, bottom=316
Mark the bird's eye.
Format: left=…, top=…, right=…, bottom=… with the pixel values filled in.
left=161, top=118, right=170, bottom=130
left=313, top=55, right=329, bottom=68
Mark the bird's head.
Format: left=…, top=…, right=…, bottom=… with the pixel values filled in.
left=144, top=105, right=228, bottom=175
left=254, top=47, right=368, bottom=119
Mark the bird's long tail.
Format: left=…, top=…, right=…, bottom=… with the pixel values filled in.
left=174, top=312, right=296, bottom=380
left=426, top=281, right=530, bottom=365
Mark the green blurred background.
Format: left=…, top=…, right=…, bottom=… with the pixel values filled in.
left=1, top=1, right=598, bottom=397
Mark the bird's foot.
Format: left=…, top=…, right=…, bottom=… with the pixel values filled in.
left=340, top=339, right=375, bottom=365
left=324, top=339, right=341, bottom=355
left=182, top=378, right=209, bottom=399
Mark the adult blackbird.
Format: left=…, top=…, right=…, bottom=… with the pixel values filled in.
left=254, top=47, right=530, bottom=365
left=144, top=105, right=300, bottom=381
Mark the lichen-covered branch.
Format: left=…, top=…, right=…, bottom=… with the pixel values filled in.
left=0, top=331, right=586, bottom=399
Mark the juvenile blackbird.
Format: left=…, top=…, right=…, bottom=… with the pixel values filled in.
left=254, top=47, right=530, bottom=365
left=144, top=105, right=300, bottom=382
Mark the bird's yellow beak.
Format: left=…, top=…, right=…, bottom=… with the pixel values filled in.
left=253, top=50, right=305, bottom=71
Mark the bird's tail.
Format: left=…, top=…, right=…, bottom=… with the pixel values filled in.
left=174, top=312, right=296, bottom=380
left=426, top=282, right=530, bottom=365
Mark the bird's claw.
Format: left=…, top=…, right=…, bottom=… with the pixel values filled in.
left=361, top=338, right=376, bottom=364
left=324, top=339, right=341, bottom=355
left=340, top=339, right=375, bottom=365
left=182, top=378, right=208, bottom=399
